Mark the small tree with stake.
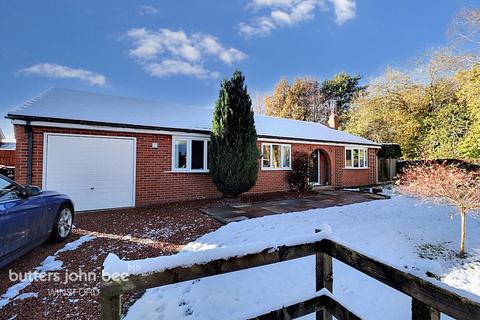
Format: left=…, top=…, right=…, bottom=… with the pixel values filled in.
left=397, top=162, right=480, bottom=256
left=209, top=70, right=259, bottom=197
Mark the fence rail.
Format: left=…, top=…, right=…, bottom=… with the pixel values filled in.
left=100, top=236, right=480, bottom=320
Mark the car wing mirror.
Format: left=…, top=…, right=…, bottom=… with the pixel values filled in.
left=24, top=185, right=41, bottom=197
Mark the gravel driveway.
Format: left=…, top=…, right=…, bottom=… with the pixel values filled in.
left=0, top=201, right=222, bottom=320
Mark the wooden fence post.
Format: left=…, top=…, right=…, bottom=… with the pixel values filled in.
left=315, top=229, right=333, bottom=320
left=100, top=293, right=122, bottom=320
left=411, top=298, right=440, bottom=320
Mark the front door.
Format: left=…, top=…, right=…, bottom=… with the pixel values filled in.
left=310, top=150, right=320, bottom=185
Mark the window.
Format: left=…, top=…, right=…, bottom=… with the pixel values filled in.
left=353, top=149, right=359, bottom=167
left=191, top=140, right=205, bottom=170
left=345, top=149, right=352, bottom=167
left=262, top=145, right=271, bottom=168
left=272, top=145, right=281, bottom=168
left=0, top=176, right=22, bottom=202
left=282, top=145, right=291, bottom=168
left=262, top=143, right=291, bottom=170
left=174, top=140, right=187, bottom=169
left=345, top=147, right=368, bottom=169
left=172, top=137, right=209, bottom=172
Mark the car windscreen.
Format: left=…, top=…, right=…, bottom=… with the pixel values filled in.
left=0, top=177, right=21, bottom=202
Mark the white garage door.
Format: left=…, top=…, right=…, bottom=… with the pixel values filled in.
left=44, top=134, right=136, bottom=211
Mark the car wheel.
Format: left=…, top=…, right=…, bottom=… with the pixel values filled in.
left=51, top=205, right=74, bottom=242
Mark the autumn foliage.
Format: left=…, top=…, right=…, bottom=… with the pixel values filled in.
left=397, top=162, right=480, bottom=255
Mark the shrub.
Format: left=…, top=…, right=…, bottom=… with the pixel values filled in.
left=397, top=162, right=480, bottom=256
left=288, top=152, right=313, bottom=192
left=378, top=143, right=402, bottom=159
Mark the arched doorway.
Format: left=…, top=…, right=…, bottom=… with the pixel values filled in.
left=310, top=149, right=330, bottom=186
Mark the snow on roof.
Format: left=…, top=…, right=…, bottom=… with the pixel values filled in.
left=7, top=88, right=379, bottom=146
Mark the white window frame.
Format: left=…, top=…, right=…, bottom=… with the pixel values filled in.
left=261, top=143, right=292, bottom=170
left=345, top=147, right=369, bottom=169
left=171, top=136, right=210, bottom=173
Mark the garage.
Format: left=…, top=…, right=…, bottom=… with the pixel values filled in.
left=43, top=134, right=136, bottom=211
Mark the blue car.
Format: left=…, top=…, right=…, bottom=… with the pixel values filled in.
left=0, top=174, right=74, bottom=269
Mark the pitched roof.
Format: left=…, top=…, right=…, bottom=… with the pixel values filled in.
left=6, top=88, right=379, bottom=146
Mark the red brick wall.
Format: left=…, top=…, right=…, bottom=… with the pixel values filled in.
left=14, top=125, right=30, bottom=185
left=0, top=150, right=15, bottom=166
left=14, top=125, right=378, bottom=206
left=342, top=169, right=369, bottom=187
left=13, top=126, right=221, bottom=205
left=340, top=148, right=378, bottom=187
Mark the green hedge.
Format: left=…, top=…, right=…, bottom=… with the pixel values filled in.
left=378, top=144, right=402, bottom=159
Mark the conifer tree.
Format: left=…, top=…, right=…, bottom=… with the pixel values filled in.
left=209, top=70, right=259, bottom=197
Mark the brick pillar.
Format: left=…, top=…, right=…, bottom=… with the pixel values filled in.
left=13, top=125, right=28, bottom=185
left=334, top=146, right=344, bottom=188
left=368, top=148, right=378, bottom=185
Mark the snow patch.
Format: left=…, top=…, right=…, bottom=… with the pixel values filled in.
left=123, top=195, right=480, bottom=319
left=103, top=231, right=330, bottom=276
left=14, top=292, right=38, bottom=301
left=0, top=235, right=95, bottom=309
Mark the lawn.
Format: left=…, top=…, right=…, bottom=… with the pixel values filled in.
left=119, top=191, right=480, bottom=319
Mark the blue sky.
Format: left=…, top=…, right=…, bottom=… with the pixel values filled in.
left=0, top=0, right=476, bottom=140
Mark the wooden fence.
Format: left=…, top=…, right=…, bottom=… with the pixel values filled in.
left=0, top=150, right=15, bottom=166
left=378, top=158, right=397, bottom=183
left=100, top=235, right=480, bottom=320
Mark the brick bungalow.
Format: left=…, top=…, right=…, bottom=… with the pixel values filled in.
left=6, top=88, right=380, bottom=211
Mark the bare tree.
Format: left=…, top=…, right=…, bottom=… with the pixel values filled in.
left=251, top=91, right=267, bottom=114
left=448, top=8, right=480, bottom=50
left=397, top=162, right=480, bottom=256
left=446, top=7, right=480, bottom=65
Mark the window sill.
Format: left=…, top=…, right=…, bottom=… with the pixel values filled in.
left=344, top=167, right=369, bottom=170
left=166, top=169, right=210, bottom=173
left=261, top=167, right=292, bottom=171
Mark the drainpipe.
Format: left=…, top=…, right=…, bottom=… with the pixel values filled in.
left=26, top=121, right=33, bottom=185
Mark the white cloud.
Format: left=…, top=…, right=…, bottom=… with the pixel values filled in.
left=249, top=0, right=299, bottom=9
left=330, top=0, right=355, bottom=25
left=200, top=35, right=247, bottom=65
left=239, top=0, right=355, bottom=37
left=239, top=17, right=276, bottom=37
left=138, top=5, right=159, bottom=15
left=144, top=60, right=219, bottom=78
left=126, top=28, right=246, bottom=78
left=17, top=63, right=106, bottom=86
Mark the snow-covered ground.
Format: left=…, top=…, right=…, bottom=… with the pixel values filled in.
left=117, top=193, right=480, bottom=320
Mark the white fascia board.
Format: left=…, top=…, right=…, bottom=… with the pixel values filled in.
left=11, top=120, right=381, bottom=148
left=257, top=137, right=381, bottom=149
left=11, top=120, right=210, bottom=138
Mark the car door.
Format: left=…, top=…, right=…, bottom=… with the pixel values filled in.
left=0, top=178, right=46, bottom=258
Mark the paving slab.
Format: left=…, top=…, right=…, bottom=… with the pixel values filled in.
left=199, top=190, right=387, bottom=224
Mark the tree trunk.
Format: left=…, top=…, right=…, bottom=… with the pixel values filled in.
left=460, top=208, right=466, bottom=257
